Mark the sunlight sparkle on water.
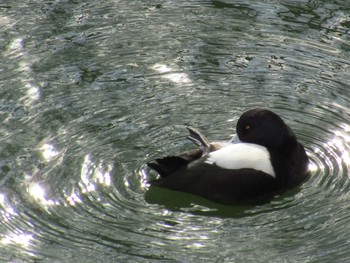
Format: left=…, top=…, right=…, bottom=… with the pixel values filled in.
left=8, top=37, right=24, bottom=52
left=66, top=192, right=83, bottom=206
left=80, top=154, right=113, bottom=193
left=332, top=126, right=350, bottom=169
left=96, top=167, right=112, bottom=186
left=29, top=183, right=60, bottom=207
left=2, top=233, right=33, bottom=247
left=152, top=63, right=191, bottom=84
left=187, top=242, right=205, bottom=249
left=139, top=165, right=150, bottom=189
left=80, top=154, right=97, bottom=193
left=29, top=183, right=45, bottom=200
left=0, top=193, right=16, bottom=221
left=308, top=162, right=318, bottom=173
left=25, top=83, right=40, bottom=102
left=41, top=143, right=59, bottom=161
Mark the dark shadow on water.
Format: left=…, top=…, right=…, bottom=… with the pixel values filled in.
left=145, top=182, right=308, bottom=219
left=145, top=186, right=265, bottom=218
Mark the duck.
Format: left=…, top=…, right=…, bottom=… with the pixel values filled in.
left=147, top=108, right=309, bottom=204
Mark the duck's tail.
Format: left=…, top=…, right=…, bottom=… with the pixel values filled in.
left=147, top=156, right=189, bottom=178
left=148, top=126, right=209, bottom=178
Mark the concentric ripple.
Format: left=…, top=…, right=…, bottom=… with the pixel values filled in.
left=1, top=0, right=350, bottom=262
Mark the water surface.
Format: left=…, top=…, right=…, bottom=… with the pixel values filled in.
left=1, top=0, right=350, bottom=262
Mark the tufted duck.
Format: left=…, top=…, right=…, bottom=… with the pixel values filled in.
left=147, top=109, right=309, bottom=204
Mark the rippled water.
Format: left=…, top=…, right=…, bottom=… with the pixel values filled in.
left=1, top=0, right=350, bottom=262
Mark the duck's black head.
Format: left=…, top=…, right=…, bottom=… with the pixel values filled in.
left=236, top=108, right=297, bottom=150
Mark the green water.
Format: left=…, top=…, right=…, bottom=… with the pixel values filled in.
left=1, top=0, right=350, bottom=262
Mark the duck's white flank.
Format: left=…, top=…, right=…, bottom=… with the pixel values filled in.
left=204, top=143, right=275, bottom=177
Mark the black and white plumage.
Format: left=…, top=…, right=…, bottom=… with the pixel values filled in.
left=147, top=109, right=309, bottom=204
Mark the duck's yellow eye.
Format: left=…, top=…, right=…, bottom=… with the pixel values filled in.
left=245, top=124, right=251, bottom=130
